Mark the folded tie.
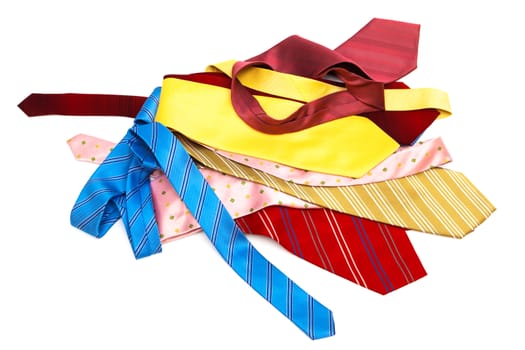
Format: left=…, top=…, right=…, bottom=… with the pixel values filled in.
left=209, top=18, right=421, bottom=134
left=179, top=135, right=495, bottom=238
left=213, top=137, right=452, bottom=186
left=156, top=70, right=451, bottom=177
left=68, top=133, right=318, bottom=214
left=18, top=87, right=492, bottom=238
left=15, top=17, right=419, bottom=124
left=209, top=60, right=450, bottom=144
left=21, top=86, right=451, bottom=184
left=17, top=18, right=498, bottom=343
left=242, top=18, right=420, bottom=83
left=70, top=88, right=335, bottom=339
left=68, top=133, right=427, bottom=294
left=157, top=76, right=398, bottom=178
left=18, top=76, right=445, bottom=148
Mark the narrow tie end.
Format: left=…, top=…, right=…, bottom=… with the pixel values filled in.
left=18, top=94, right=36, bottom=117
left=309, top=311, right=336, bottom=340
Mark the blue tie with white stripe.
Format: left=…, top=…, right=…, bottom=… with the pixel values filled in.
left=70, top=88, right=335, bottom=339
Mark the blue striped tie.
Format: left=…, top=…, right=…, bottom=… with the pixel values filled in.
left=70, top=88, right=335, bottom=339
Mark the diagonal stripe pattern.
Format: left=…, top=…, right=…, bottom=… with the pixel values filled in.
left=236, top=207, right=426, bottom=294
left=71, top=88, right=335, bottom=339
left=67, top=133, right=428, bottom=295
left=70, top=134, right=162, bottom=259
left=179, top=135, right=495, bottom=238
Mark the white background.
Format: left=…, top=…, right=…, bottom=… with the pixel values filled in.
left=1, top=1, right=523, bottom=349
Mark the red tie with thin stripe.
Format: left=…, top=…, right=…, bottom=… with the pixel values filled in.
left=236, top=206, right=426, bottom=294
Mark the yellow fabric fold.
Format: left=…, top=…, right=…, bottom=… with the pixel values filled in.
left=207, top=60, right=452, bottom=118
left=156, top=77, right=399, bottom=178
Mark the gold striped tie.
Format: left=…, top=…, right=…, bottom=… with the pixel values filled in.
left=179, top=134, right=495, bottom=238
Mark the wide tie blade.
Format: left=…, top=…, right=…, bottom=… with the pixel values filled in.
left=335, top=18, right=420, bottom=82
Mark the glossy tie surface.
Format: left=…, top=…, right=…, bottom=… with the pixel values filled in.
left=207, top=60, right=449, bottom=144
left=180, top=135, right=495, bottom=238
left=208, top=18, right=421, bottom=134
left=69, top=135, right=427, bottom=294
left=19, top=78, right=445, bottom=147
left=156, top=70, right=451, bottom=177
left=334, top=18, right=420, bottom=83
left=68, top=134, right=319, bottom=215
left=68, top=133, right=452, bottom=212
left=70, top=88, right=335, bottom=339
left=237, top=207, right=426, bottom=294
left=18, top=93, right=146, bottom=117
left=212, top=137, right=452, bottom=186
left=70, top=133, right=162, bottom=259
left=156, top=76, right=399, bottom=178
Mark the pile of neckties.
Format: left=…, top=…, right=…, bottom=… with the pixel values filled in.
left=18, top=18, right=495, bottom=340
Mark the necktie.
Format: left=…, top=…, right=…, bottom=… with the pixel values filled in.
left=68, top=133, right=320, bottom=215
left=156, top=73, right=451, bottom=177
left=16, top=18, right=495, bottom=341
left=70, top=88, right=335, bottom=339
left=213, top=137, right=452, bottom=186
left=17, top=92, right=146, bottom=117
left=21, top=88, right=490, bottom=238
left=238, top=207, right=426, bottom=295
left=157, top=76, right=398, bottom=178
left=210, top=60, right=451, bottom=119
left=334, top=18, right=420, bottom=83
left=68, top=133, right=451, bottom=209
left=155, top=172, right=427, bottom=295
left=179, top=135, right=496, bottom=238
left=18, top=76, right=445, bottom=148
left=209, top=18, right=421, bottom=134
left=68, top=133, right=427, bottom=295
left=210, top=60, right=449, bottom=145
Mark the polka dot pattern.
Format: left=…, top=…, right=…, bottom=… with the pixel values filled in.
left=214, top=137, right=452, bottom=186
left=67, top=134, right=116, bottom=164
left=68, top=134, right=453, bottom=244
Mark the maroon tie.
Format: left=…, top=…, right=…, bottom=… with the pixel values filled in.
left=334, top=18, right=420, bottom=83
left=17, top=92, right=146, bottom=117
left=227, top=18, right=427, bottom=136
left=229, top=35, right=385, bottom=134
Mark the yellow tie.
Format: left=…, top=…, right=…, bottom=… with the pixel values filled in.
left=178, top=134, right=495, bottom=238
left=156, top=64, right=451, bottom=178
left=208, top=60, right=452, bottom=119
left=156, top=77, right=399, bottom=178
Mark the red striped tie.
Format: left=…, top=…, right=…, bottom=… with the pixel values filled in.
left=237, top=206, right=426, bottom=295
